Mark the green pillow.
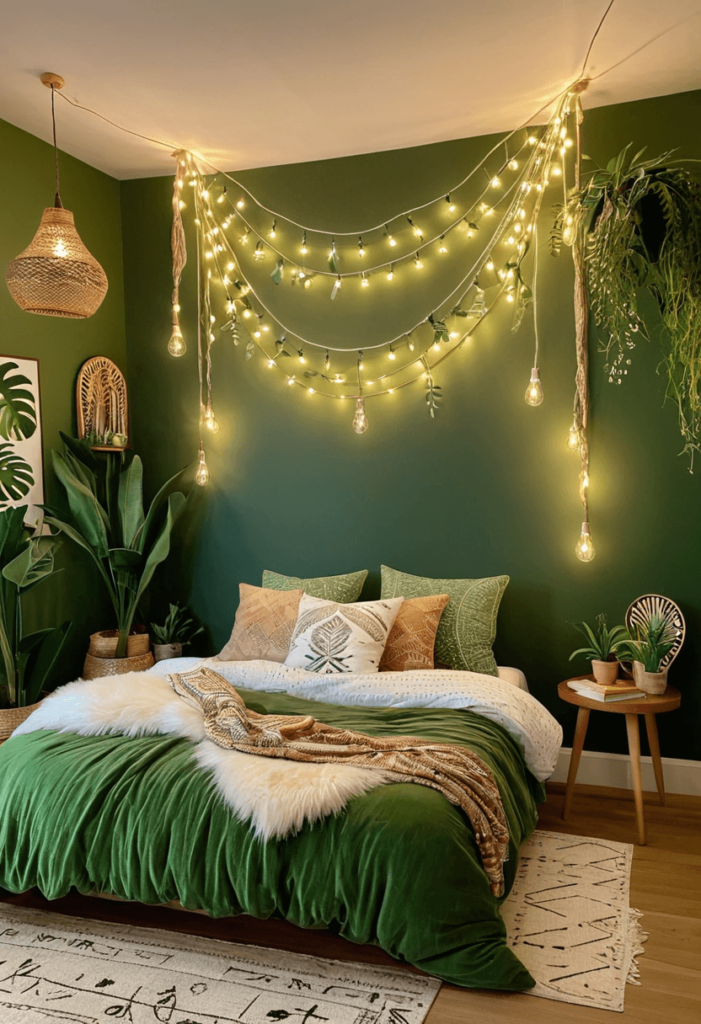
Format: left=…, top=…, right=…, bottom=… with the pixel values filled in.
left=380, top=565, right=509, bottom=676
left=262, top=569, right=368, bottom=603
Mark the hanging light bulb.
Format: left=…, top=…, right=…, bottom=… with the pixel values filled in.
left=268, top=219, right=277, bottom=239
left=358, top=236, right=366, bottom=257
left=195, top=447, right=210, bottom=487
left=352, top=397, right=369, bottom=434
left=508, top=159, right=518, bottom=171
left=490, top=175, right=501, bottom=189
left=167, top=323, right=186, bottom=357
left=237, top=197, right=245, bottom=209
left=485, top=256, right=495, bottom=271
left=414, top=253, right=423, bottom=269
left=567, top=422, right=582, bottom=451
left=438, top=236, right=448, bottom=254
left=301, top=231, right=308, bottom=255
left=388, top=344, right=396, bottom=361
left=407, top=216, right=422, bottom=239
left=204, top=402, right=220, bottom=434
left=525, top=367, right=544, bottom=406
left=386, top=225, right=397, bottom=247
left=387, top=265, right=394, bottom=281
left=298, top=349, right=306, bottom=364
left=217, top=187, right=227, bottom=204
left=445, top=195, right=456, bottom=213
left=562, top=215, right=576, bottom=246
left=7, top=73, right=108, bottom=318
left=324, top=351, right=331, bottom=372
left=576, top=522, right=595, bottom=562
left=358, top=351, right=364, bottom=371
left=361, top=272, right=369, bottom=288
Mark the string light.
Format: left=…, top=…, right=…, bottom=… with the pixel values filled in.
left=445, top=195, right=456, bottom=213
left=386, top=225, right=397, bottom=247
left=576, top=523, right=595, bottom=562
left=388, top=344, right=396, bottom=360
left=486, top=256, right=495, bottom=271
left=407, top=216, right=423, bottom=239
left=217, top=187, right=226, bottom=204
left=298, top=349, right=306, bottom=364
left=490, top=176, right=501, bottom=189
left=301, top=231, right=308, bottom=255
left=269, top=219, right=277, bottom=239
left=236, top=197, right=245, bottom=209
left=358, top=352, right=364, bottom=371
left=195, top=447, right=210, bottom=487
left=352, top=397, right=369, bottom=434
left=438, top=236, right=448, bottom=254
left=508, top=159, right=518, bottom=171
left=308, top=387, right=315, bottom=395
left=414, top=253, right=423, bottom=269
left=204, top=402, right=220, bottom=433
left=358, top=236, right=366, bottom=257
left=567, top=422, right=582, bottom=451
left=324, top=351, right=331, bottom=371
left=525, top=367, right=544, bottom=406
left=387, top=265, right=394, bottom=281
left=168, top=324, right=186, bottom=357
left=361, top=272, right=369, bottom=288
left=287, top=376, right=295, bottom=386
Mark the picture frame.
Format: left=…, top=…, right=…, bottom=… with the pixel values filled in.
left=0, top=355, right=45, bottom=528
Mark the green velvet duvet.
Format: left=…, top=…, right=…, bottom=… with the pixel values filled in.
left=0, top=688, right=544, bottom=990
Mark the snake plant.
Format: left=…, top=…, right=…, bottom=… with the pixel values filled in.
left=43, top=433, right=189, bottom=658
left=569, top=613, right=628, bottom=664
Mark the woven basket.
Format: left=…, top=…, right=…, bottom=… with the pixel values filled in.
left=88, top=631, right=151, bottom=659
left=0, top=701, right=43, bottom=742
left=83, top=651, right=155, bottom=680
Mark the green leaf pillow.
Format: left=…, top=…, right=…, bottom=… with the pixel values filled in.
left=262, top=568, right=368, bottom=604
left=380, top=565, right=509, bottom=676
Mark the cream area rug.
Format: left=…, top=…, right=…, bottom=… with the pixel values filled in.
left=503, top=830, right=647, bottom=1012
left=0, top=905, right=441, bottom=1024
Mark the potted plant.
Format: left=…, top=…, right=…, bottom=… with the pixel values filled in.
left=569, top=613, right=628, bottom=685
left=151, top=603, right=204, bottom=662
left=619, top=613, right=676, bottom=695
left=0, top=506, right=71, bottom=740
left=552, top=145, right=701, bottom=467
left=43, top=433, right=189, bottom=676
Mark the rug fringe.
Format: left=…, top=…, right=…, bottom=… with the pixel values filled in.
left=626, top=907, right=648, bottom=986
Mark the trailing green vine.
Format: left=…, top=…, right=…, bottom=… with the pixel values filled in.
left=552, top=145, right=701, bottom=468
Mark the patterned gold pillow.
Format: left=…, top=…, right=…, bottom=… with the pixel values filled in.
left=379, top=594, right=450, bottom=672
left=218, top=584, right=303, bottom=663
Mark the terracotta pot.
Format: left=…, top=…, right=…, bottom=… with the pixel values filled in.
left=89, top=630, right=151, bottom=659
left=152, top=642, right=183, bottom=663
left=591, top=659, right=619, bottom=685
left=82, top=651, right=155, bottom=679
left=0, top=700, right=43, bottom=743
left=632, top=661, right=668, bottom=695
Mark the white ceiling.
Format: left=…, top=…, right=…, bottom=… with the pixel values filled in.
left=1, top=0, right=701, bottom=180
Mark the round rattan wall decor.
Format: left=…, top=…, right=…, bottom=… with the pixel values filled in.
left=76, top=356, right=129, bottom=450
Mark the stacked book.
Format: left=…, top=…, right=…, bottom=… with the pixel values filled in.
left=568, top=678, right=646, bottom=702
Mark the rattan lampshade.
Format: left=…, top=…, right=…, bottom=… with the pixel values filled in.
left=6, top=206, right=108, bottom=318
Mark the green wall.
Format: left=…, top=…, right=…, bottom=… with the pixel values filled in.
left=0, top=116, right=127, bottom=684
left=123, top=88, right=696, bottom=764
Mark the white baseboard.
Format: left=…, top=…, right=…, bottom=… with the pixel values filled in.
left=549, top=747, right=701, bottom=796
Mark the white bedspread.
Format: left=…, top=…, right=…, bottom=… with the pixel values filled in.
left=152, top=657, right=562, bottom=782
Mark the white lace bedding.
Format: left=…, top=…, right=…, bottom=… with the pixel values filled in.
left=150, top=658, right=562, bottom=781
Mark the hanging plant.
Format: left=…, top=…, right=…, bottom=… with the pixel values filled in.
left=552, top=145, right=701, bottom=468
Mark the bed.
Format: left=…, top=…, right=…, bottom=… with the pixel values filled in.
left=0, top=658, right=561, bottom=992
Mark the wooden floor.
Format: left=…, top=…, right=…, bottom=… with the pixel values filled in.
left=3, top=781, right=700, bottom=1023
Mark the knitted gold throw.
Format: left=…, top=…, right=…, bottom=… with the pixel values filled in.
left=169, top=667, right=509, bottom=896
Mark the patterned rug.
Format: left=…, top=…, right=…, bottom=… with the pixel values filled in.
left=0, top=905, right=440, bottom=1023
left=503, top=829, right=647, bottom=1012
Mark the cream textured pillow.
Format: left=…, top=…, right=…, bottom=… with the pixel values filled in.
left=218, top=584, right=303, bottom=663
left=379, top=594, right=450, bottom=672
left=285, top=593, right=404, bottom=674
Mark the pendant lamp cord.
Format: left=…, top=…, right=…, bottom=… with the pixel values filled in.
left=51, top=85, right=62, bottom=208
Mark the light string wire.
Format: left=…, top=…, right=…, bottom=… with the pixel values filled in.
left=50, top=84, right=61, bottom=206
left=217, top=135, right=534, bottom=279
left=195, top=105, right=564, bottom=357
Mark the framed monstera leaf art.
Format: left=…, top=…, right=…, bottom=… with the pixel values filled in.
left=0, top=356, right=44, bottom=527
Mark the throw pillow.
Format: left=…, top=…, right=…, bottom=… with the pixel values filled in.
left=218, top=584, right=303, bottom=663
left=380, top=565, right=509, bottom=676
left=379, top=594, right=450, bottom=672
left=285, top=593, right=404, bottom=674
left=262, top=568, right=368, bottom=603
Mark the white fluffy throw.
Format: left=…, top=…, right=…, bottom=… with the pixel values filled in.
left=12, top=661, right=562, bottom=840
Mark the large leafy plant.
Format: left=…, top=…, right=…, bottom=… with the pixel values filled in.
left=0, top=506, right=71, bottom=708
left=43, top=434, right=189, bottom=658
left=552, top=146, right=701, bottom=466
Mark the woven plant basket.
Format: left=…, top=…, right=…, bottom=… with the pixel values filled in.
left=88, top=631, right=151, bottom=659
left=83, top=651, right=154, bottom=680
left=6, top=207, right=108, bottom=319
left=0, top=701, right=43, bottom=743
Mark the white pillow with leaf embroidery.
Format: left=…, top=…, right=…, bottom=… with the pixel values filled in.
left=285, top=593, right=404, bottom=674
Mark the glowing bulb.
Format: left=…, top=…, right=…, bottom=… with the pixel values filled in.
left=204, top=404, right=220, bottom=434
left=195, top=448, right=210, bottom=487
left=552, top=165, right=562, bottom=176
left=388, top=388, right=394, bottom=394
left=358, top=237, right=366, bottom=257
left=308, top=387, right=315, bottom=395
left=486, top=257, right=495, bottom=271
left=562, top=216, right=576, bottom=246
left=236, top=198, right=245, bottom=209
left=414, top=226, right=422, bottom=237
left=449, top=331, right=459, bottom=339
left=414, top=253, right=423, bottom=269
left=324, top=352, right=331, bottom=371
left=506, top=291, right=514, bottom=303
left=253, top=330, right=261, bottom=338
left=269, top=220, right=277, bottom=239
left=446, top=195, right=456, bottom=212
left=576, top=523, right=595, bottom=562
left=267, top=359, right=275, bottom=368
left=201, top=190, right=210, bottom=201
left=528, top=135, right=537, bottom=145
left=564, top=137, right=573, bottom=148
left=361, top=273, right=369, bottom=288
left=287, top=377, right=295, bottom=386
left=358, top=353, right=364, bottom=371
left=227, top=262, right=235, bottom=271
left=53, top=238, right=68, bottom=258
left=508, top=159, right=518, bottom=171
left=388, top=345, right=396, bottom=360
left=242, top=309, right=252, bottom=319
left=167, top=325, right=186, bottom=357
left=507, top=235, right=515, bottom=245
left=387, top=267, right=394, bottom=281
left=432, top=341, right=440, bottom=352
left=301, top=245, right=308, bottom=255
left=525, top=367, right=544, bottom=406
left=352, top=397, right=369, bottom=434
left=298, top=350, right=306, bottom=364
left=438, top=237, right=448, bottom=254
left=490, top=176, right=501, bottom=189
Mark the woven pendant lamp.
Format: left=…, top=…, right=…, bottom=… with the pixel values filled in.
left=6, top=73, right=108, bottom=319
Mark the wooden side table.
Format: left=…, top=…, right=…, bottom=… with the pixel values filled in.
left=558, top=676, right=681, bottom=845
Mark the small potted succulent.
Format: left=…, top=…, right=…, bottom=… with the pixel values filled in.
left=569, top=613, right=628, bottom=685
left=151, top=603, right=203, bottom=662
left=618, top=613, right=676, bottom=695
